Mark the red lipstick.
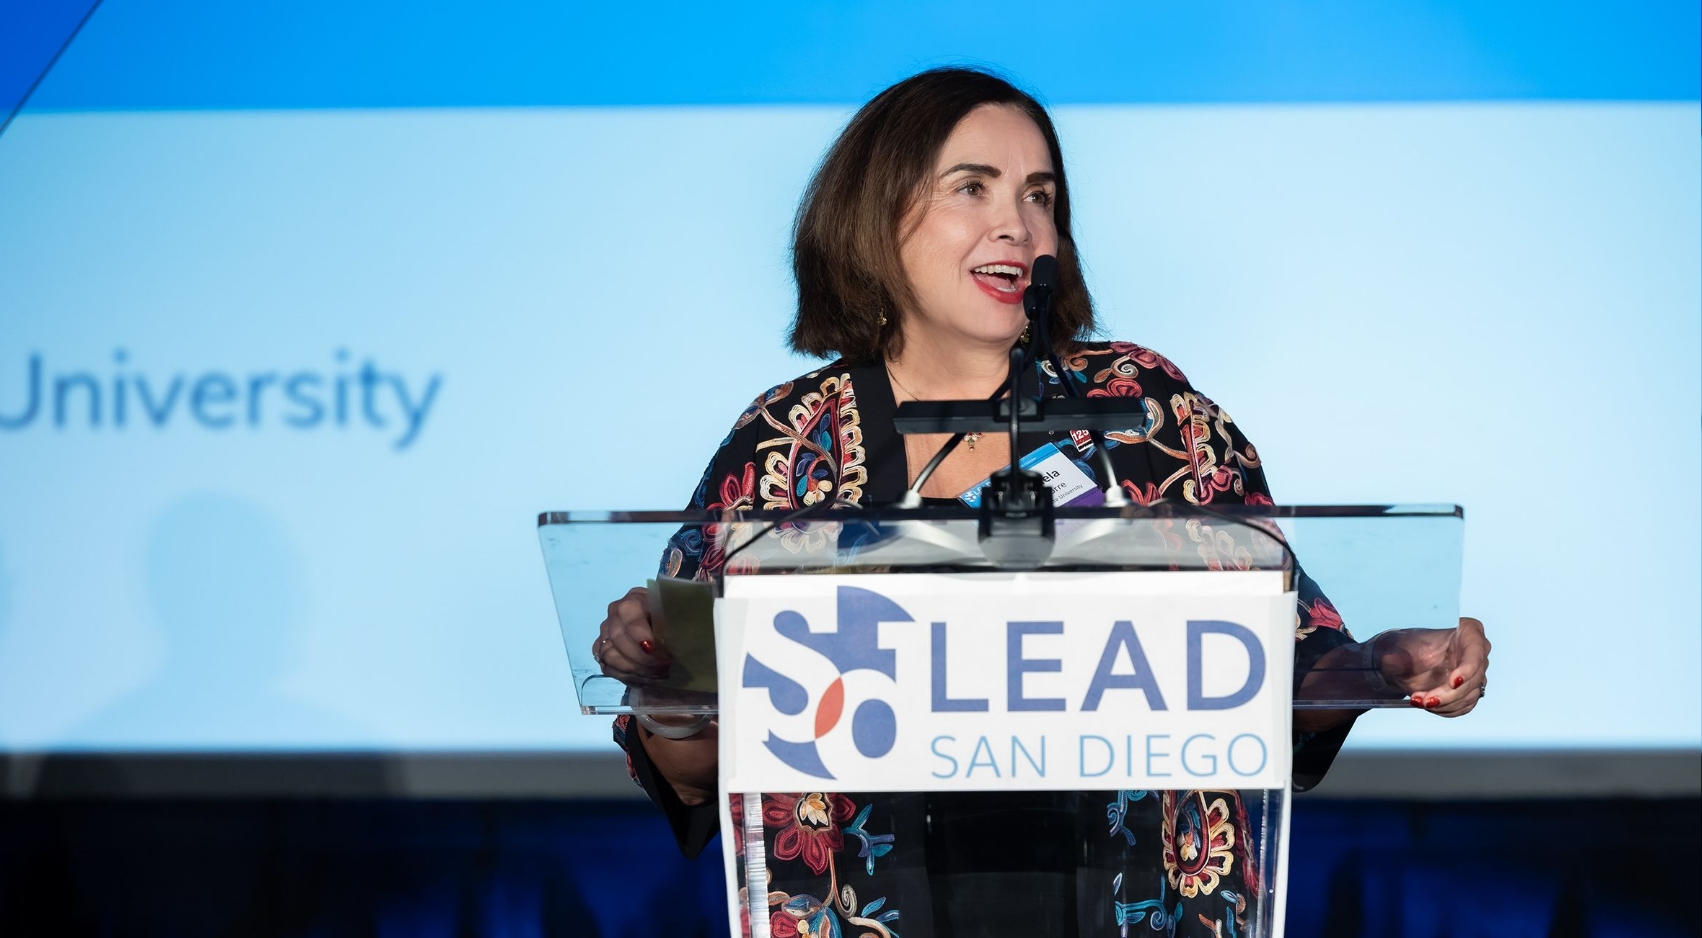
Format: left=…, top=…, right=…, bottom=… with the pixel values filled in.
left=969, top=260, right=1028, bottom=305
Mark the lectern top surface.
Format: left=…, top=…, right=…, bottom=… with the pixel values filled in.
left=539, top=502, right=1463, bottom=526
left=537, top=503, right=1464, bottom=716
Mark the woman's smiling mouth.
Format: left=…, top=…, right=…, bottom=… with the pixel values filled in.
left=970, top=262, right=1027, bottom=303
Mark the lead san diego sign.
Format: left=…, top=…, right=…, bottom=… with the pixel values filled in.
left=717, top=571, right=1295, bottom=793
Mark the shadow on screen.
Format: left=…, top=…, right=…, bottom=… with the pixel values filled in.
left=0, top=537, right=40, bottom=798
left=0, top=535, right=10, bottom=651
left=30, top=492, right=394, bottom=796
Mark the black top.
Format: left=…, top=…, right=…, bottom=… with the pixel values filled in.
left=616, top=343, right=1360, bottom=938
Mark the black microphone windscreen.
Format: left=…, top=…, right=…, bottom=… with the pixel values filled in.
left=1031, top=254, right=1058, bottom=290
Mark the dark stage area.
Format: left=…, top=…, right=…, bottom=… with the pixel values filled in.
left=1, top=797, right=1696, bottom=937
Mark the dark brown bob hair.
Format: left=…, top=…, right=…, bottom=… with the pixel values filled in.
left=789, top=67, right=1094, bottom=363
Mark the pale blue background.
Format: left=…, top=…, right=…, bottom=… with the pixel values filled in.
left=0, top=2, right=1696, bottom=753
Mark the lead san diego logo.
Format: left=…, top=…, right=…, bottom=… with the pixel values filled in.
left=728, top=572, right=1284, bottom=790
left=740, top=586, right=907, bottom=780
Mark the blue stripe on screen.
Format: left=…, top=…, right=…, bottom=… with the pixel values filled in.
left=11, top=0, right=1700, bottom=111
left=0, top=1, right=100, bottom=127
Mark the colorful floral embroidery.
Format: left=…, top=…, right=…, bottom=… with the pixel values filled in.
left=758, top=371, right=867, bottom=511
left=765, top=792, right=855, bottom=876
left=1121, top=479, right=1164, bottom=506
left=728, top=792, right=745, bottom=855
left=843, top=803, right=895, bottom=875
left=1171, top=392, right=1255, bottom=505
left=1162, top=791, right=1238, bottom=898
left=1304, top=597, right=1343, bottom=630
left=1111, top=340, right=1190, bottom=383
left=1112, top=873, right=1182, bottom=936
left=1183, top=518, right=1255, bottom=572
left=629, top=342, right=1364, bottom=938
left=1108, top=789, right=1152, bottom=845
left=740, top=793, right=901, bottom=938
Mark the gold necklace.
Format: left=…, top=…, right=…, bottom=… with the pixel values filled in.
left=886, top=365, right=982, bottom=450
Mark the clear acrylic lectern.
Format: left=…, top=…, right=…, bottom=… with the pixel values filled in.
left=538, top=503, right=1461, bottom=938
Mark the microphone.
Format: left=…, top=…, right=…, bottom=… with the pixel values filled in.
left=1023, top=254, right=1058, bottom=325
left=1031, top=253, right=1058, bottom=288
left=1020, top=253, right=1130, bottom=508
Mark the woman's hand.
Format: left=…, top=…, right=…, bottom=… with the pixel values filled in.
left=1375, top=617, right=1490, bottom=717
left=592, top=586, right=671, bottom=682
left=597, top=587, right=717, bottom=804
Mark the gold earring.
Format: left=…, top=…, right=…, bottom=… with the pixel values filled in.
left=1020, top=324, right=1031, bottom=344
left=878, top=311, right=888, bottom=327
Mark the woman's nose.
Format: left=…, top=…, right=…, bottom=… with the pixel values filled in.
left=989, top=197, right=1031, bottom=244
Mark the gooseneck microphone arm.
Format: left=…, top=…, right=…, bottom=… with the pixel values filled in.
left=897, top=389, right=999, bottom=508
left=1022, top=255, right=1129, bottom=508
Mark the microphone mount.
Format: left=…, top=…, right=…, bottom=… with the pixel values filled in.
left=976, top=343, right=1055, bottom=569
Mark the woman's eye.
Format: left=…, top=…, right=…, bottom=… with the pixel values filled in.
left=958, top=181, right=984, bottom=196
left=1027, top=189, right=1054, bottom=207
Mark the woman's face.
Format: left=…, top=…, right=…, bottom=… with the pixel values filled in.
left=897, top=104, right=1060, bottom=355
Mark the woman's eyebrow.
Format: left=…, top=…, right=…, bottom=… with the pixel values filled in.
left=937, top=163, right=1057, bottom=186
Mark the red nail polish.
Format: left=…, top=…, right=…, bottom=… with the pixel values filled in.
left=1427, top=696, right=1441, bottom=708
left=1410, top=696, right=1424, bottom=707
left=640, top=639, right=655, bottom=655
left=1452, top=676, right=1464, bottom=689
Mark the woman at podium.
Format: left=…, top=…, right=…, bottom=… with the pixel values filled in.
left=593, top=67, right=1490, bottom=938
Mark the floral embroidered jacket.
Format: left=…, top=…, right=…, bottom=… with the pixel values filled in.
left=613, top=341, right=1358, bottom=938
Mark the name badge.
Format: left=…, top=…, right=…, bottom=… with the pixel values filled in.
left=958, top=442, right=1104, bottom=507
